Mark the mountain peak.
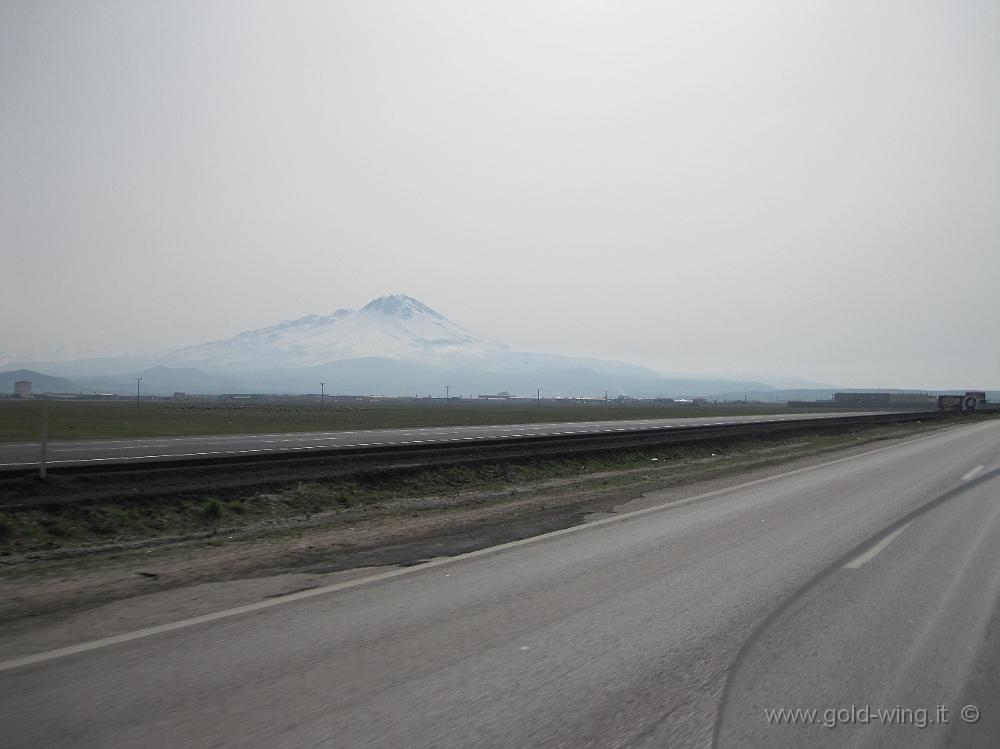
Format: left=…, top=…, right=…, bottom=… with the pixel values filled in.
left=160, top=294, right=506, bottom=369
left=360, top=295, right=443, bottom=320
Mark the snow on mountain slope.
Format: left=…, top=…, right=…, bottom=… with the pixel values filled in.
left=163, top=295, right=508, bottom=370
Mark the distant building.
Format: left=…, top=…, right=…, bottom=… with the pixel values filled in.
left=787, top=399, right=837, bottom=409
left=13, top=380, right=31, bottom=398
left=833, top=392, right=891, bottom=408
left=833, top=392, right=935, bottom=409
left=173, top=392, right=186, bottom=399
left=478, top=391, right=513, bottom=400
left=889, top=392, right=936, bottom=406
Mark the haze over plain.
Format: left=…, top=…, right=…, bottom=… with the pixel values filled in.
left=2, top=1, right=998, bottom=389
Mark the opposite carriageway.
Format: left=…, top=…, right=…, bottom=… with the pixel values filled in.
left=0, top=411, right=940, bottom=475
left=0, top=410, right=948, bottom=507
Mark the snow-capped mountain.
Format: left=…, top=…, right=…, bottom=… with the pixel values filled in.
left=163, top=295, right=508, bottom=370
left=13, top=295, right=781, bottom=397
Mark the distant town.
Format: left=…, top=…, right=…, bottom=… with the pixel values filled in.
left=5, top=376, right=996, bottom=413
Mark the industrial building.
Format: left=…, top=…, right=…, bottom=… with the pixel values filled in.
left=833, top=392, right=891, bottom=408
left=13, top=380, right=32, bottom=398
left=832, top=392, right=937, bottom=409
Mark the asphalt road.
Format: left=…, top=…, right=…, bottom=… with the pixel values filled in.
left=0, top=411, right=891, bottom=469
left=2, top=419, right=998, bottom=748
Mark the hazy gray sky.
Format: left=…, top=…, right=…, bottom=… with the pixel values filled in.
left=2, top=0, right=998, bottom=389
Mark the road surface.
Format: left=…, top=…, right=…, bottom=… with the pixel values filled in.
left=2, top=419, right=998, bottom=747
left=0, top=411, right=892, bottom=469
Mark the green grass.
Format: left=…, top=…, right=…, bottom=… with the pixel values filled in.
left=0, top=399, right=790, bottom=443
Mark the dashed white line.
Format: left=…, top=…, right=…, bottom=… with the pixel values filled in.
left=961, top=465, right=984, bottom=481
left=1, top=413, right=906, bottom=469
left=844, top=522, right=912, bottom=569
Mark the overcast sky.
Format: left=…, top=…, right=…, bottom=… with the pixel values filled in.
left=2, top=0, right=998, bottom=389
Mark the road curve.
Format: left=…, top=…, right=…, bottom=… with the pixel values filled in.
left=2, top=419, right=998, bottom=748
left=0, top=411, right=899, bottom=469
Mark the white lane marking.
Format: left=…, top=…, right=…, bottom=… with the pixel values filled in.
left=962, top=465, right=984, bottom=481
left=844, top=522, right=912, bottom=569
left=1, top=451, right=218, bottom=466
left=0, top=411, right=914, bottom=468
left=4, top=429, right=374, bottom=450
left=0, top=428, right=950, bottom=673
left=0, top=442, right=390, bottom=467
left=2, top=413, right=867, bottom=451
left=52, top=446, right=175, bottom=453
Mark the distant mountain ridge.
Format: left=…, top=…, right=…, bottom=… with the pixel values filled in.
left=5, top=295, right=781, bottom=397
left=0, top=369, right=84, bottom=394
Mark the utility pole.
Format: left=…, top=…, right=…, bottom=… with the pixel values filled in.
left=446, top=385, right=450, bottom=403
left=537, top=388, right=540, bottom=406
left=39, top=400, right=48, bottom=480
left=605, top=390, right=608, bottom=406
left=136, top=377, right=142, bottom=406
left=321, top=382, right=325, bottom=407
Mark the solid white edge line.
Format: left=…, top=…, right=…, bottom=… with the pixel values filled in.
left=0, top=427, right=950, bottom=674
left=843, top=522, right=912, bottom=569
